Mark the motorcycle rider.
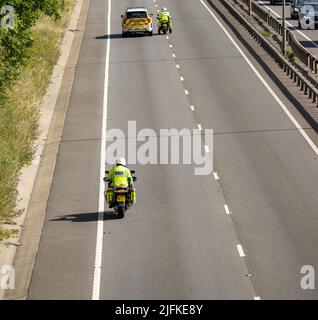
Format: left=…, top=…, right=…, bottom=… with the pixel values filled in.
left=157, top=7, right=172, bottom=33
left=105, top=158, right=136, bottom=208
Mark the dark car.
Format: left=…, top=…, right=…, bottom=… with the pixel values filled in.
left=298, top=2, right=318, bottom=28
left=291, top=0, right=318, bottom=19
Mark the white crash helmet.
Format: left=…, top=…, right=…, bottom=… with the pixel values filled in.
left=116, top=157, right=126, bottom=166
left=161, top=7, right=168, bottom=12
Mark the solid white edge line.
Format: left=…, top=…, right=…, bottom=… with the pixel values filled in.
left=92, top=0, right=111, bottom=301
left=237, top=244, right=246, bottom=257
left=224, top=204, right=231, bottom=214
left=200, top=0, right=318, bottom=156
left=259, top=1, right=318, bottom=47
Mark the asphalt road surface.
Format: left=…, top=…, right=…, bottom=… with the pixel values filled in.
left=256, top=0, right=318, bottom=54
left=28, top=0, right=318, bottom=299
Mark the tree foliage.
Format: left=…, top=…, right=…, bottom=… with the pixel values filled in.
left=0, top=0, right=62, bottom=92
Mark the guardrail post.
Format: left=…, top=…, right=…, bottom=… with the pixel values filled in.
left=282, top=0, right=286, bottom=56
left=306, top=53, right=309, bottom=68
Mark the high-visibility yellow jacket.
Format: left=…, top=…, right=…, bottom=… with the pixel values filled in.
left=107, top=165, right=133, bottom=189
left=158, top=12, right=171, bottom=21
left=157, top=11, right=172, bottom=28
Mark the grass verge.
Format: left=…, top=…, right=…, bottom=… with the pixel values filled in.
left=0, top=0, right=76, bottom=241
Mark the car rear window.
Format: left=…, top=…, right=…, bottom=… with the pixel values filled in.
left=312, top=3, right=318, bottom=10
left=297, top=0, right=318, bottom=4
left=127, top=11, right=148, bottom=19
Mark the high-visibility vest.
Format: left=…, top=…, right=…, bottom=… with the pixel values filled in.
left=107, top=165, right=132, bottom=188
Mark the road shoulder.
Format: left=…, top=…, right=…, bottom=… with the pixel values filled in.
left=1, top=0, right=90, bottom=300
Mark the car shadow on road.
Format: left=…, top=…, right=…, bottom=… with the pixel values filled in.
left=96, top=33, right=160, bottom=40
left=96, top=34, right=126, bottom=39
left=299, top=40, right=318, bottom=48
left=50, top=211, right=119, bottom=222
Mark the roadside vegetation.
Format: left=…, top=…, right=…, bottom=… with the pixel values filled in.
left=0, top=0, right=75, bottom=241
left=285, top=48, right=295, bottom=62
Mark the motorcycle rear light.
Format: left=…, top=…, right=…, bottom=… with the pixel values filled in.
left=116, top=189, right=128, bottom=194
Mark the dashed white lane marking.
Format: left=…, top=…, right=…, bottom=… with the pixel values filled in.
left=93, top=0, right=111, bottom=301
left=197, top=124, right=202, bottom=130
left=166, top=36, right=169, bottom=39
left=172, top=53, right=176, bottom=58
left=180, top=76, right=184, bottom=81
left=259, top=1, right=318, bottom=48
left=254, top=296, right=261, bottom=300
left=200, top=0, right=318, bottom=156
left=176, top=64, right=180, bottom=69
left=213, top=172, right=220, bottom=180
left=185, top=89, right=189, bottom=95
left=169, top=44, right=173, bottom=48
left=155, top=4, right=158, bottom=7
left=157, top=9, right=159, bottom=13
left=190, top=105, right=195, bottom=111
left=237, top=244, right=246, bottom=257
left=224, top=204, right=231, bottom=215
left=205, top=145, right=210, bottom=153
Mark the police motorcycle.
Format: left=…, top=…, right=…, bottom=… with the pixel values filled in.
left=104, top=170, right=137, bottom=219
left=158, top=18, right=170, bottom=34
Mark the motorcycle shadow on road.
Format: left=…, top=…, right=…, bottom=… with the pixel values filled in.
left=50, top=211, right=118, bottom=222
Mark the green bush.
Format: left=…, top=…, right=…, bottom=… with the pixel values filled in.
left=0, top=0, right=67, bottom=241
left=285, top=49, right=295, bottom=61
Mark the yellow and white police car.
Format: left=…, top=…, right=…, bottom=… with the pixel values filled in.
left=121, top=7, right=153, bottom=37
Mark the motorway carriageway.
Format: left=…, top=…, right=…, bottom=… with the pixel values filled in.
left=27, top=0, right=318, bottom=299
